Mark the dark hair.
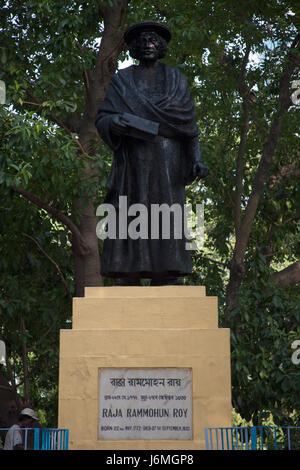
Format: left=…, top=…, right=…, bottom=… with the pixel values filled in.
left=128, top=31, right=168, bottom=60
left=19, top=414, right=32, bottom=422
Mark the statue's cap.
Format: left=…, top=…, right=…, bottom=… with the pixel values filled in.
left=124, top=22, right=171, bottom=44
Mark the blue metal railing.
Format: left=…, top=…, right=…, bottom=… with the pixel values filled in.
left=0, top=427, right=69, bottom=450
left=205, top=426, right=300, bottom=450
left=40, top=428, right=69, bottom=450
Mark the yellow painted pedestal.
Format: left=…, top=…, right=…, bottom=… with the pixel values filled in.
left=58, top=286, right=231, bottom=450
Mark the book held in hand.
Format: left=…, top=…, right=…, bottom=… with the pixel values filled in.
left=121, top=112, right=159, bottom=141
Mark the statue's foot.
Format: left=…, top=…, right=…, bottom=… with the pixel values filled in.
left=162, top=277, right=184, bottom=286
left=150, top=276, right=184, bottom=286
left=115, top=277, right=140, bottom=286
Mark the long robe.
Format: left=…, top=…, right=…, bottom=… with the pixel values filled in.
left=95, top=63, right=202, bottom=279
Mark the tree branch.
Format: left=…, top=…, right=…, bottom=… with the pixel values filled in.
left=0, top=64, right=87, bottom=155
left=23, top=233, right=73, bottom=301
left=269, top=161, right=300, bottom=188
left=203, top=256, right=229, bottom=269
left=94, top=0, right=128, bottom=97
left=235, top=43, right=251, bottom=234
left=272, top=260, right=300, bottom=287
left=236, top=34, right=300, bottom=260
left=11, top=183, right=89, bottom=256
left=25, top=89, right=88, bottom=155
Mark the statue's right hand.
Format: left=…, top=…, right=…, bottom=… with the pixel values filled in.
left=111, top=114, right=129, bottom=135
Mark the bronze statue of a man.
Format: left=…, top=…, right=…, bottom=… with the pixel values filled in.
left=95, top=22, right=208, bottom=286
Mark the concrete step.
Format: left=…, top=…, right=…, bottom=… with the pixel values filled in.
left=84, top=285, right=206, bottom=298
left=60, top=327, right=230, bottom=357
left=72, top=296, right=218, bottom=329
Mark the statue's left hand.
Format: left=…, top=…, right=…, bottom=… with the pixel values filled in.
left=193, top=162, right=208, bottom=179
left=111, top=114, right=131, bottom=135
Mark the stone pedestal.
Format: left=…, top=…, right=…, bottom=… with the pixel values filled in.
left=58, top=286, right=231, bottom=450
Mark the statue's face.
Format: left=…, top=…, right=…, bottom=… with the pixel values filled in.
left=136, top=31, right=161, bottom=61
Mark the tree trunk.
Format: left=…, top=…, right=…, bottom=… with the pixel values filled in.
left=73, top=198, right=103, bottom=296
left=71, top=0, right=129, bottom=296
left=20, top=316, right=30, bottom=403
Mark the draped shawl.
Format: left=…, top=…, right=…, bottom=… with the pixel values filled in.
left=96, top=64, right=201, bottom=205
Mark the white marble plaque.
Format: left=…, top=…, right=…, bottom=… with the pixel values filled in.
left=99, top=368, right=192, bottom=440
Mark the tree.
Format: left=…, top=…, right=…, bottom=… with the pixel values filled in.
left=1, top=0, right=130, bottom=297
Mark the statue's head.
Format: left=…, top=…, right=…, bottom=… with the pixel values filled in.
left=124, top=22, right=171, bottom=61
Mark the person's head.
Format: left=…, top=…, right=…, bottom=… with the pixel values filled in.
left=124, top=22, right=171, bottom=62
left=18, top=408, right=39, bottom=428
